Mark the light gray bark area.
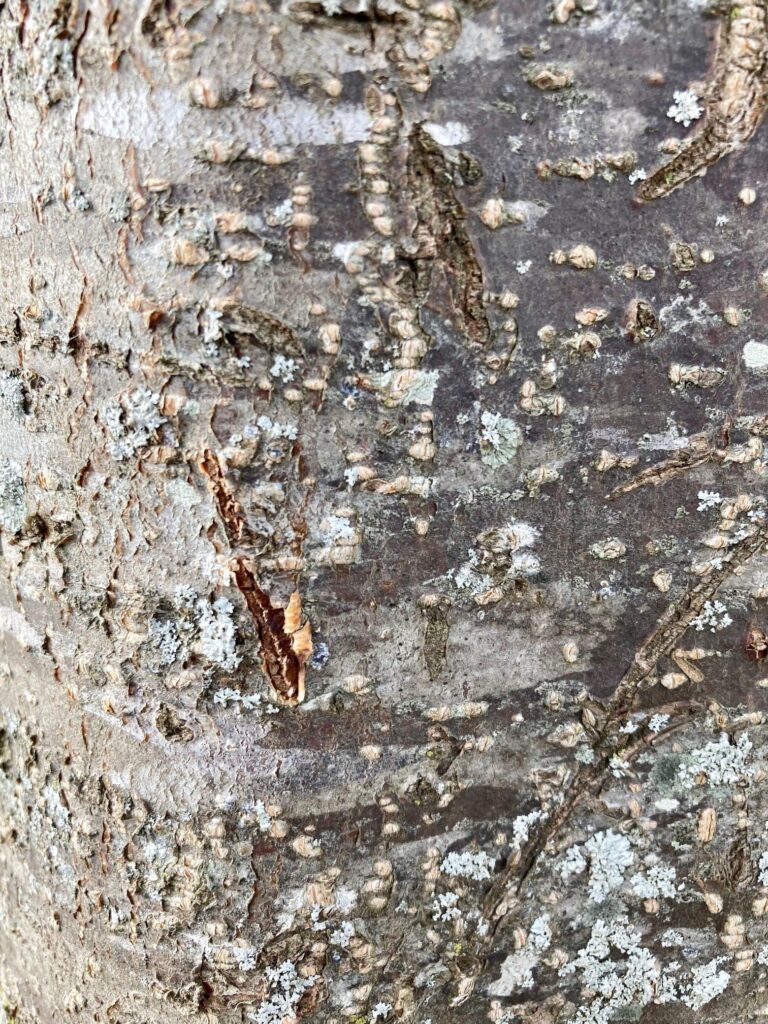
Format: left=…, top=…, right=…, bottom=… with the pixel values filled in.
left=1, top=1, right=768, bottom=1022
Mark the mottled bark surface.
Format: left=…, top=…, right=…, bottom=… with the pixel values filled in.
left=1, top=1, right=768, bottom=1022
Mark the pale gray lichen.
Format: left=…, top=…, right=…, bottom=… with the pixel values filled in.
left=630, top=857, right=678, bottom=899
left=196, top=596, right=240, bottom=670
left=431, top=892, right=461, bottom=922
left=0, top=459, right=25, bottom=533
left=511, top=809, right=544, bottom=849
left=479, top=410, right=522, bottom=467
left=104, top=386, right=166, bottom=461
left=250, top=415, right=298, bottom=441
left=0, top=372, right=25, bottom=416
left=680, top=958, right=730, bottom=1009
left=488, top=914, right=551, bottom=994
left=231, top=946, right=258, bottom=972
left=561, top=918, right=661, bottom=1023
left=560, top=830, right=634, bottom=903
left=254, top=800, right=272, bottom=833
left=697, top=490, right=722, bottom=512
left=269, top=354, right=298, bottom=382
left=213, top=688, right=263, bottom=711
left=329, top=920, right=355, bottom=947
left=676, top=731, right=753, bottom=788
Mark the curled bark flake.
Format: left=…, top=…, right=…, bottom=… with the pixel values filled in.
left=232, top=558, right=312, bottom=706
left=638, top=2, right=768, bottom=200
left=198, top=450, right=312, bottom=705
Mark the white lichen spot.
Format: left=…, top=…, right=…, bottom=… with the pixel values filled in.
left=575, top=745, right=596, bottom=765
left=690, top=600, right=732, bottom=633
left=203, top=306, right=224, bottom=352
left=250, top=961, right=314, bottom=1024
left=450, top=550, right=494, bottom=596
left=697, top=490, right=722, bottom=512
left=104, top=386, right=166, bottom=461
left=666, top=89, right=703, bottom=128
left=560, top=916, right=667, bottom=1023
left=231, top=946, right=258, bottom=972
left=630, top=857, right=678, bottom=899
left=559, top=844, right=588, bottom=881
left=0, top=372, right=25, bottom=415
left=489, top=914, right=551, bottom=995
left=149, top=619, right=182, bottom=665
left=423, top=121, right=471, bottom=146
left=213, top=688, right=263, bottom=711
left=440, top=849, right=494, bottom=881
left=197, top=596, right=240, bottom=670
left=566, top=830, right=634, bottom=903
left=252, top=415, right=299, bottom=441
left=371, top=1003, right=393, bottom=1022
left=743, top=340, right=768, bottom=371
left=431, top=891, right=461, bottom=922
left=329, top=920, right=355, bottom=947
left=312, top=512, right=362, bottom=566
left=511, top=809, right=544, bottom=850
left=254, top=800, right=272, bottom=833
left=269, top=354, right=298, bottom=382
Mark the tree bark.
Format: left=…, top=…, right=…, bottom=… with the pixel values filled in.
left=1, top=1, right=768, bottom=1023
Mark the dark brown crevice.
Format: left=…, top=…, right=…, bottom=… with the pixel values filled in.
left=405, top=124, right=490, bottom=346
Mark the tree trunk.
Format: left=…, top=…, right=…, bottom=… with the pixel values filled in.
left=2, top=1, right=768, bottom=1022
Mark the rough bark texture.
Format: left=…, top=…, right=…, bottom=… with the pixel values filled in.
left=2, top=1, right=768, bottom=1023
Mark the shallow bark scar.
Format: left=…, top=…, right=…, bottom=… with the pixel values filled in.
left=638, top=2, right=768, bottom=200
left=454, top=523, right=768, bottom=1002
left=406, top=123, right=490, bottom=347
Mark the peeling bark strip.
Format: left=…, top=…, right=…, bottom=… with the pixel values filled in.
left=638, top=2, right=768, bottom=199
left=198, top=451, right=312, bottom=705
